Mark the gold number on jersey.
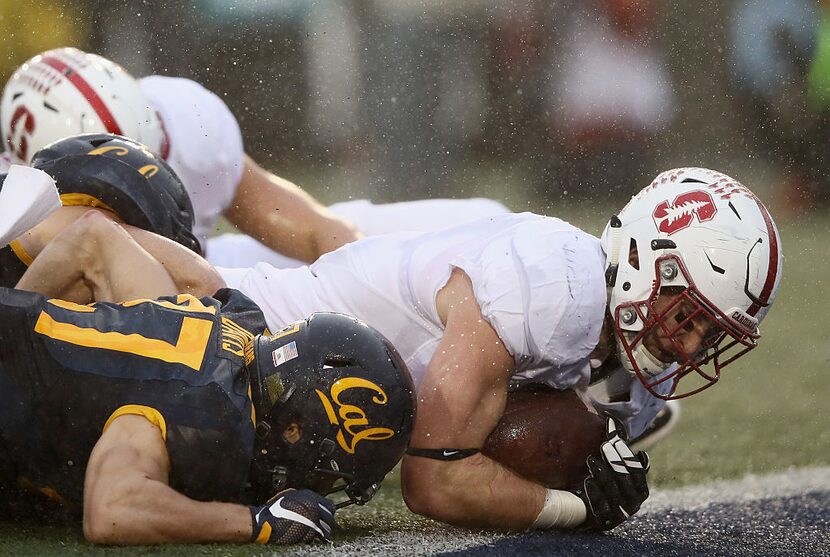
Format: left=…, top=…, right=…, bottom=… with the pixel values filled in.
left=33, top=297, right=214, bottom=371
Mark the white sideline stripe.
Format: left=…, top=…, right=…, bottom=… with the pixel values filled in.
left=642, top=465, right=830, bottom=513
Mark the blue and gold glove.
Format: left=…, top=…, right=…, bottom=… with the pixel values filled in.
left=250, top=489, right=335, bottom=544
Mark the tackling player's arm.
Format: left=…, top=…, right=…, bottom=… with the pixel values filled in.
left=84, top=413, right=336, bottom=546
left=11, top=206, right=98, bottom=261
left=15, top=210, right=224, bottom=302
left=83, top=414, right=251, bottom=544
left=124, top=224, right=225, bottom=297
left=401, top=268, right=553, bottom=530
left=15, top=211, right=178, bottom=303
left=223, top=155, right=362, bottom=263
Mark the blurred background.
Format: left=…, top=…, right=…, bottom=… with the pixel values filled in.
left=3, top=0, right=828, bottom=215
left=1, top=0, right=828, bottom=485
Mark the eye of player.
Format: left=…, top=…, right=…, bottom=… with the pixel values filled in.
left=673, top=302, right=723, bottom=352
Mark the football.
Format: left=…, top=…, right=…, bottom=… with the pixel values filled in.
left=482, top=386, right=605, bottom=489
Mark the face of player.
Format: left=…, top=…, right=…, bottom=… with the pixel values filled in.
left=642, top=290, right=721, bottom=365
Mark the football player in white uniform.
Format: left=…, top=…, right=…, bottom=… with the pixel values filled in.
left=0, top=47, right=510, bottom=269
left=16, top=166, right=784, bottom=533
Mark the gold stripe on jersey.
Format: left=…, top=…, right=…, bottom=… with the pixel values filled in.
left=46, top=296, right=216, bottom=315
left=248, top=384, right=256, bottom=426
left=9, top=239, right=33, bottom=266
left=59, top=192, right=117, bottom=215
left=121, top=295, right=217, bottom=315
left=221, top=316, right=256, bottom=365
left=46, top=298, right=96, bottom=312
left=34, top=311, right=213, bottom=371
left=104, top=404, right=168, bottom=440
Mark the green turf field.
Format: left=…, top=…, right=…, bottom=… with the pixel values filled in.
left=2, top=206, right=828, bottom=556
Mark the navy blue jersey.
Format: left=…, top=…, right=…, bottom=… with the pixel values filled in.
left=0, top=287, right=268, bottom=510
left=0, top=243, right=29, bottom=289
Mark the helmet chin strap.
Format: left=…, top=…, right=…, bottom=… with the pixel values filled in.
left=604, top=215, right=623, bottom=293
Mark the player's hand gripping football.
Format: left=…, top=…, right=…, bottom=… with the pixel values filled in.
left=250, top=489, right=336, bottom=544
left=573, top=416, right=650, bottom=531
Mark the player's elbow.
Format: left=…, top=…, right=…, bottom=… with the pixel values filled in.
left=314, top=216, right=361, bottom=257
left=83, top=502, right=120, bottom=545
left=67, top=210, right=120, bottom=261
left=400, top=456, right=470, bottom=523
left=83, top=480, right=141, bottom=545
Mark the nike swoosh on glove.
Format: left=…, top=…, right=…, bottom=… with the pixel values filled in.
left=573, top=416, right=650, bottom=532
left=250, top=488, right=336, bottom=544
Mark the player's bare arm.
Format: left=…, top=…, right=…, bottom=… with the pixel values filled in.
left=223, top=155, right=362, bottom=263
left=123, top=224, right=225, bottom=297
left=401, top=268, right=550, bottom=530
left=16, top=211, right=177, bottom=303
left=12, top=205, right=105, bottom=261
left=85, top=413, right=336, bottom=545
left=83, top=414, right=253, bottom=545
left=15, top=208, right=224, bottom=301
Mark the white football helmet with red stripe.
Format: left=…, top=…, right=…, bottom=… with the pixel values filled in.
left=1, top=47, right=164, bottom=164
left=601, top=167, right=783, bottom=399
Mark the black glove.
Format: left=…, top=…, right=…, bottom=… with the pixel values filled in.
left=574, top=416, right=650, bottom=531
left=250, top=489, right=336, bottom=544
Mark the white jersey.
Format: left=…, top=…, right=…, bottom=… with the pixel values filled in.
left=222, top=212, right=606, bottom=388
left=139, top=76, right=245, bottom=245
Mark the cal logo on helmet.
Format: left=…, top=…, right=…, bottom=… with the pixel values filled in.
left=315, top=377, right=396, bottom=454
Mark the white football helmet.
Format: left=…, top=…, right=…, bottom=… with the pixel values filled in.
left=1, top=47, right=164, bottom=164
left=600, top=168, right=783, bottom=399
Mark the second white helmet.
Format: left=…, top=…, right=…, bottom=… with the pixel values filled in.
left=1, top=47, right=164, bottom=164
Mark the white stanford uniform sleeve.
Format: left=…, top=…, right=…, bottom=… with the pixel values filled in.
left=450, top=215, right=607, bottom=372
left=139, top=75, right=245, bottom=243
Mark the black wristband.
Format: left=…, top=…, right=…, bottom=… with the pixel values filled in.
left=405, top=447, right=480, bottom=461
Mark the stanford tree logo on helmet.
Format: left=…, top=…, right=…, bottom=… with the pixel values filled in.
left=652, top=190, right=717, bottom=235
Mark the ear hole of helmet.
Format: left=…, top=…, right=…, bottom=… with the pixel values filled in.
left=628, top=238, right=640, bottom=270
left=282, top=422, right=302, bottom=444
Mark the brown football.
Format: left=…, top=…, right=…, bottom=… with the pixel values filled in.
left=482, top=386, right=605, bottom=489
